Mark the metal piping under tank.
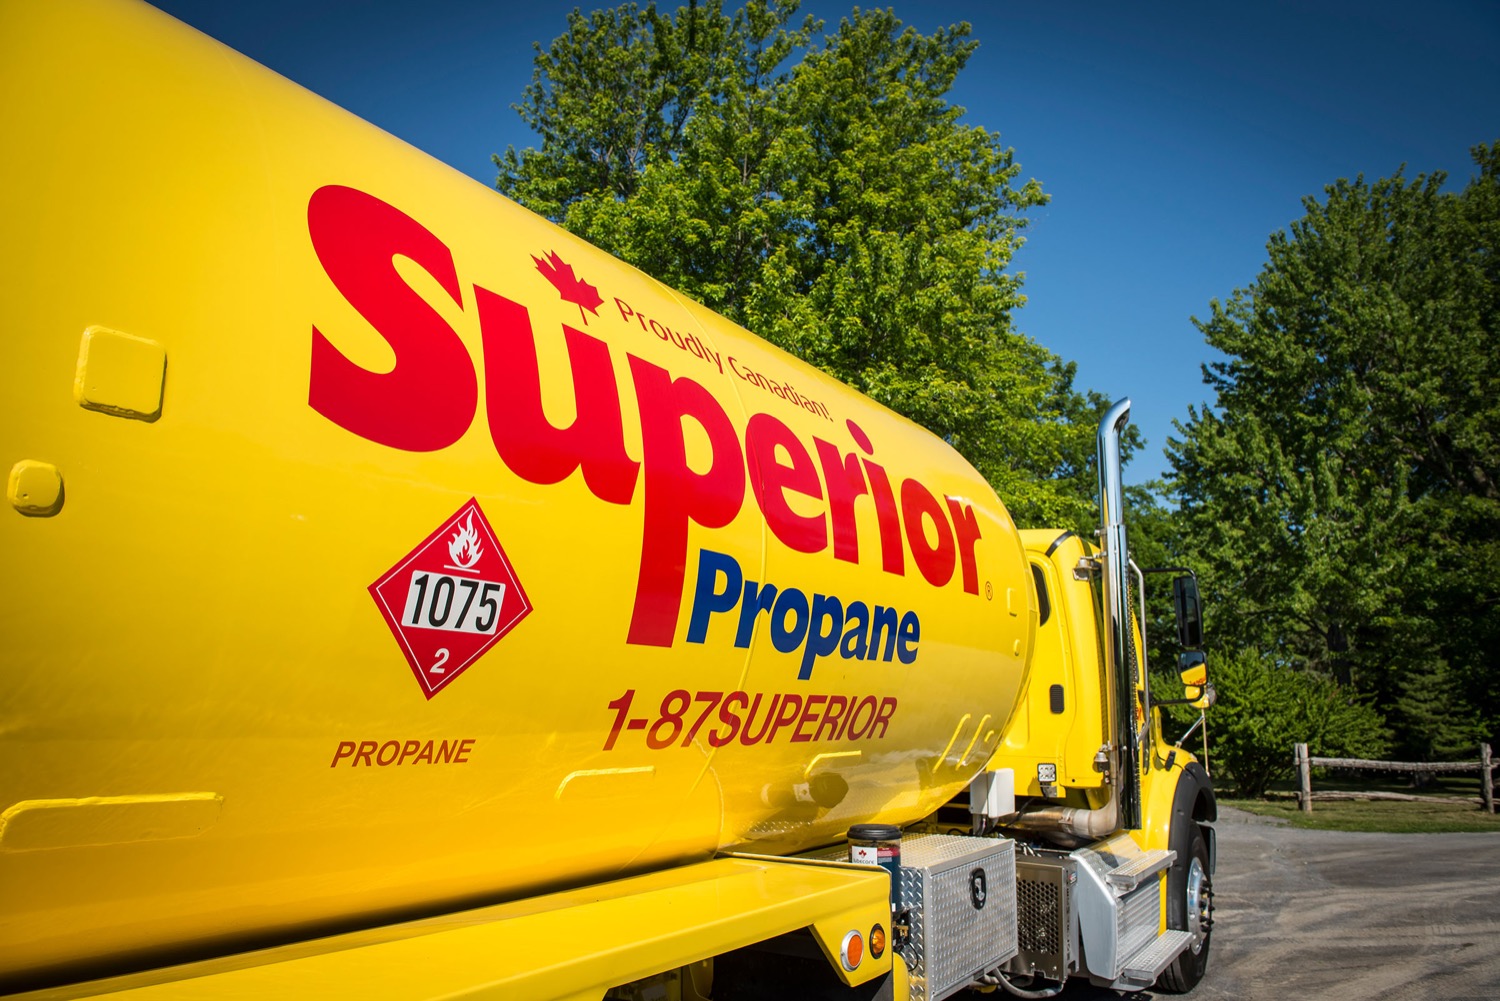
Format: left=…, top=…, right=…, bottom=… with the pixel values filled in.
left=1006, top=760, right=1120, bottom=840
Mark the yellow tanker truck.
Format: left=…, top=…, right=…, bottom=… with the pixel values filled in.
left=0, top=2, right=1217, bottom=998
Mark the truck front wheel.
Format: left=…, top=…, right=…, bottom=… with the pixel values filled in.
left=1156, top=822, right=1213, bottom=993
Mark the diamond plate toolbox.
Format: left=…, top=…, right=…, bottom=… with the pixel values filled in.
left=896, top=834, right=1018, bottom=1001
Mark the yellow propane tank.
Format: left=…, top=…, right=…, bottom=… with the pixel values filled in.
left=0, top=0, right=1035, bottom=988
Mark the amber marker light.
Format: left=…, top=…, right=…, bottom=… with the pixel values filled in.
left=840, top=929, right=864, bottom=971
left=869, top=923, right=887, bottom=959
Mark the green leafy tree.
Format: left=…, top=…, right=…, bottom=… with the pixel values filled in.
left=497, top=0, right=1123, bottom=529
left=1125, top=481, right=1202, bottom=677
left=1167, top=648, right=1389, bottom=798
left=1393, top=660, right=1487, bottom=763
left=1167, top=143, right=1500, bottom=746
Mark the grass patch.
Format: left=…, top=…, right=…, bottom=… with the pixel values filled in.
left=1225, top=794, right=1500, bottom=833
left=1216, top=766, right=1500, bottom=831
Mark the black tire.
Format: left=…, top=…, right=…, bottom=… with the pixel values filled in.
left=1156, top=821, right=1212, bottom=993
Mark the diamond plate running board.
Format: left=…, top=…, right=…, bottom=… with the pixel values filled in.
left=1104, top=848, right=1176, bottom=893
left=1117, top=929, right=1196, bottom=988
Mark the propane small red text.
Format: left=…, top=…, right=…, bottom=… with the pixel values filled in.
left=330, top=739, right=476, bottom=767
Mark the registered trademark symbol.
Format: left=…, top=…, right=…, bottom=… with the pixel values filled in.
left=985, top=581, right=993, bottom=600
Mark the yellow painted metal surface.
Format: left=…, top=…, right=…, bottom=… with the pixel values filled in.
left=0, top=0, right=1033, bottom=989
left=9, top=858, right=891, bottom=1000
left=7, top=459, right=64, bottom=516
left=986, top=530, right=1107, bottom=794
left=1135, top=741, right=1199, bottom=857
left=0, top=793, right=223, bottom=853
left=73, top=327, right=168, bottom=421
left=986, top=527, right=1198, bottom=857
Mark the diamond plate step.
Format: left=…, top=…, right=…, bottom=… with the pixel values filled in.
left=1104, top=848, right=1175, bottom=892
left=1119, top=929, right=1195, bottom=984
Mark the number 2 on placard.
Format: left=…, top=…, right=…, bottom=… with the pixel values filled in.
left=430, top=648, right=450, bottom=674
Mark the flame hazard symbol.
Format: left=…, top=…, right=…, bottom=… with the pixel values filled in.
left=447, top=513, right=483, bottom=569
left=533, top=249, right=604, bottom=325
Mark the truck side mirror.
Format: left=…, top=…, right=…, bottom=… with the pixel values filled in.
left=1172, top=574, right=1203, bottom=650
left=1177, top=650, right=1215, bottom=708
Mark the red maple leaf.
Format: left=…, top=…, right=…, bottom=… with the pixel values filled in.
left=533, top=250, right=604, bottom=325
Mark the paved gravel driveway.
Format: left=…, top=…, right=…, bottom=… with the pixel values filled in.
left=1036, top=806, right=1500, bottom=1000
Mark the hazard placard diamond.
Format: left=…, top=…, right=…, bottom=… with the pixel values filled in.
left=369, top=498, right=531, bottom=699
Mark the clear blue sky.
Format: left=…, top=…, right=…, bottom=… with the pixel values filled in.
left=151, top=0, right=1498, bottom=484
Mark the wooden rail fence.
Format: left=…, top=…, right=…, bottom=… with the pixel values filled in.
left=1293, top=742, right=1495, bottom=814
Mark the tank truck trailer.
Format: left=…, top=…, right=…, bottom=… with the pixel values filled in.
left=0, top=1, right=1218, bottom=998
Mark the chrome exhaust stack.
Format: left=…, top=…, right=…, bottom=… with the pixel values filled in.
left=1097, top=398, right=1141, bottom=831
left=1009, top=400, right=1141, bottom=841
